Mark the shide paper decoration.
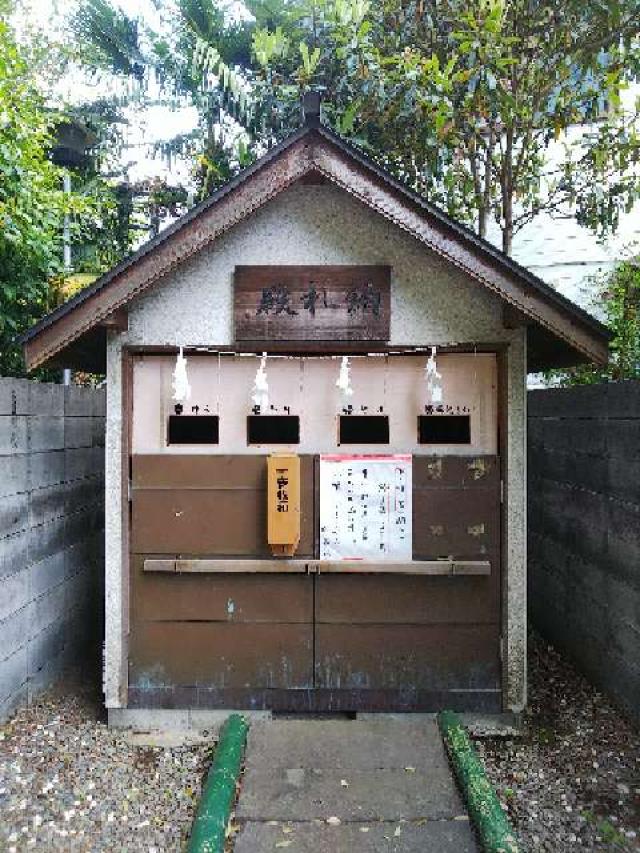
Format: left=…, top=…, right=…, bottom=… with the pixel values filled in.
left=252, top=352, right=269, bottom=411
left=336, top=355, right=354, bottom=398
left=425, top=346, right=443, bottom=405
left=172, top=346, right=192, bottom=403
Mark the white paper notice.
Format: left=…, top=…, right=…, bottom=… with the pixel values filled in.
left=319, top=454, right=412, bottom=561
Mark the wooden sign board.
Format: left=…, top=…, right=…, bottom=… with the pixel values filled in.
left=267, top=453, right=301, bottom=557
left=234, top=265, right=390, bottom=342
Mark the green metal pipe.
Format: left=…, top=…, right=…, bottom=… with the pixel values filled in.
left=438, top=710, right=519, bottom=853
left=187, top=713, right=249, bottom=853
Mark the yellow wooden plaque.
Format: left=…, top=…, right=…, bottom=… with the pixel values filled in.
left=267, top=454, right=301, bottom=557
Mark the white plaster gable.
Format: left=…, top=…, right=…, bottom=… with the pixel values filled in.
left=123, top=182, right=512, bottom=348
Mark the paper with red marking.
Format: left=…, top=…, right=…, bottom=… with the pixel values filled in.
left=319, top=454, right=412, bottom=561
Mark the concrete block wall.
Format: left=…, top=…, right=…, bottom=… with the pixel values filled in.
left=0, top=378, right=105, bottom=721
left=528, top=380, right=640, bottom=722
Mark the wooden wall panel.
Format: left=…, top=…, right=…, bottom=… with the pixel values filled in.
left=315, top=624, right=500, bottom=690
left=130, top=557, right=313, bottom=622
left=131, top=454, right=315, bottom=557
left=129, top=622, right=313, bottom=689
left=413, top=455, right=500, bottom=560
left=315, top=575, right=496, bottom=624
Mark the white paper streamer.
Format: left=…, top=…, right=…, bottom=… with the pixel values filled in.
left=252, top=352, right=269, bottom=410
left=425, top=346, right=443, bottom=404
left=336, top=356, right=354, bottom=397
left=172, top=346, right=191, bottom=402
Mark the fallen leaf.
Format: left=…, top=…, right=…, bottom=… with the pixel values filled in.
left=340, top=779, right=349, bottom=788
left=326, top=816, right=341, bottom=825
left=282, top=826, right=293, bottom=834
left=360, top=826, right=370, bottom=833
left=404, top=766, right=416, bottom=773
left=394, top=826, right=402, bottom=837
left=275, top=841, right=292, bottom=849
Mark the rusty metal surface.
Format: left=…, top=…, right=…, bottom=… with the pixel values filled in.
left=314, top=624, right=500, bottom=690
left=129, top=622, right=314, bottom=689
left=315, top=575, right=496, bottom=624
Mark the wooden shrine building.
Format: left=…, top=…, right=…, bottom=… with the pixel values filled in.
left=22, top=100, right=609, bottom=720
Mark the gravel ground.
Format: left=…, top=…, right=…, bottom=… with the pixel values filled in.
left=1, top=635, right=638, bottom=852
left=0, top=679, right=210, bottom=852
left=475, top=632, right=640, bottom=852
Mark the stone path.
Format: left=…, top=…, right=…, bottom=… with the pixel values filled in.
left=233, top=718, right=478, bottom=852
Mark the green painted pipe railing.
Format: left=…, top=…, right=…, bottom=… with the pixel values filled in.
left=187, top=713, right=249, bottom=853
left=439, top=710, right=520, bottom=853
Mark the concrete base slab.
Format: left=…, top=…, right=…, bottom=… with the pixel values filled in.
left=245, top=719, right=449, bottom=770
left=107, top=708, right=271, bottom=736
left=237, top=767, right=464, bottom=821
left=234, top=819, right=477, bottom=853
left=234, top=718, right=478, bottom=852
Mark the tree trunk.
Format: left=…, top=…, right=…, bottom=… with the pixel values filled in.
left=502, top=127, right=514, bottom=256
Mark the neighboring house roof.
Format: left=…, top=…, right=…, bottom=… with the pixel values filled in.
left=21, top=113, right=610, bottom=373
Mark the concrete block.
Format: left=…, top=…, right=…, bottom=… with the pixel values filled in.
left=528, top=385, right=605, bottom=419
left=237, top=767, right=463, bottom=821
left=28, top=416, right=65, bottom=452
left=28, top=449, right=65, bottom=490
left=64, top=416, right=94, bottom=449
left=64, top=446, right=104, bottom=481
left=0, top=453, right=28, bottom=498
left=606, top=379, right=640, bottom=419
left=28, top=515, right=66, bottom=566
left=0, top=529, right=30, bottom=580
left=606, top=418, right=640, bottom=460
left=28, top=617, right=66, bottom=676
left=64, top=475, right=104, bottom=515
left=92, top=416, right=106, bottom=447
left=234, top=821, right=477, bottom=853
left=27, top=381, right=64, bottom=417
left=92, top=388, right=107, bottom=417
left=64, top=385, right=95, bottom=416
left=108, top=708, right=192, bottom=730
left=30, top=551, right=66, bottom=598
left=0, top=416, right=28, bottom=455
left=0, top=565, right=30, bottom=621
left=28, top=482, right=67, bottom=528
left=0, top=644, right=27, bottom=703
left=66, top=504, right=103, bottom=547
left=0, top=491, right=29, bottom=539
left=244, top=720, right=449, bottom=771
left=0, top=603, right=33, bottom=661
left=32, top=581, right=66, bottom=635
left=0, top=378, right=31, bottom=416
left=0, top=679, right=28, bottom=723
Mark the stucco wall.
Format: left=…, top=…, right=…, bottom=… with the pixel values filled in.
left=104, top=182, right=527, bottom=712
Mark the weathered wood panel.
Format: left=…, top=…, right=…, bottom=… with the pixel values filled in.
left=315, top=575, right=496, bottom=624
left=131, top=454, right=315, bottom=556
left=130, top=557, right=313, bottom=622
left=315, top=624, right=500, bottom=690
left=127, top=685, right=502, bottom=713
left=129, top=623, right=313, bottom=688
left=234, top=265, right=390, bottom=342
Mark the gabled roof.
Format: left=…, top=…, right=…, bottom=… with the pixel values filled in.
left=21, top=118, right=610, bottom=372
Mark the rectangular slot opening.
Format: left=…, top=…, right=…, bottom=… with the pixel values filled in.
left=418, top=414, right=471, bottom=445
left=168, top=415, right=219, bottom=445
left=339, top=415, right=389, bottom=445
left=247, top=415, right=300, bottom=445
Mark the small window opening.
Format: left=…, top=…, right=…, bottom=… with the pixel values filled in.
left=418, top=414, right=471, bottom=444
left=168, top=415, right=219, bottom=445
left=247, top=415, right=300, bottom=444
left=339, top=415, right=389, bottom=445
